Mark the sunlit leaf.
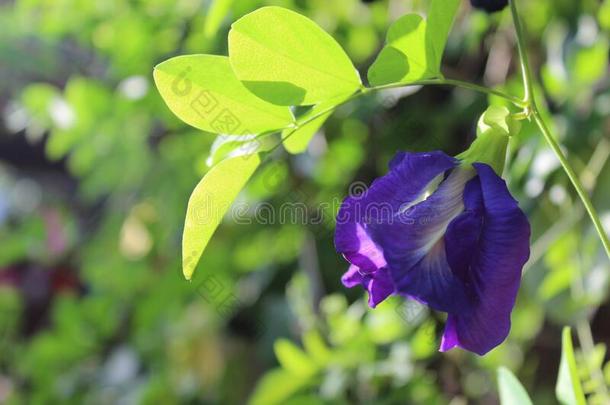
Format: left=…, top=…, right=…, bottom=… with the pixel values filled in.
left=228, top=6, right=361, bottom=106
left=498, top=367, right=533, bottom=405
left=248, top=368, right=310, bottom=405
left=20, top=83, right=59, bottom=130
left=154, top=55, right=294, bottom=134
left=571, top=39, right=609, bottom=86
left=556, top=327, right=586, bottom=405
left=368, top=14, right=431, bottom=86
left=46, top=78, right=111, bottom=161
left=368, top=0, right=460, bottom=86
left=182, top=153, right=261, bottom=280
left=426, top=0, right=460, bottom=69
left=274, top=339, right=318, bottom=377
left=302, top=330, right=332, bottom=366
left=600, top=0, right=610, bottom=30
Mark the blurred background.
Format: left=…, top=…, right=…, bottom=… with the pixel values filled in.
left=1, top=0, right=609, bottom=403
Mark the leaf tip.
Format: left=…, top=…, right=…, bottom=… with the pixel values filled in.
left=183, top=265, right=194, bottom=281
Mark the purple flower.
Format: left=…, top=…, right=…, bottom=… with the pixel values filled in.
left=335, top=151, right=530, bottom=355
left=470, top=0, right=508, bottom=13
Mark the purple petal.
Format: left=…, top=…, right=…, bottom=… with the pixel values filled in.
left=370, top=167, right=475, bottom=312
left=442, top=163, right=531, bottom=355
left=341, top=265, right=365, bottom=288
left=335, top=152, right=457, bottom=273
left=365, top=269, right=394, bottom=308
left=439, top=315, right=458, bottom=352
left=339, top=224, right=387, bottom=274
left=444, top=178, right=484, bottom=281
left=341, top=265, right=394, bottom=308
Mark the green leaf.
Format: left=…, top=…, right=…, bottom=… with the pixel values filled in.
left=228, top=6, right=361, bottom=106
left=368, top=15, right=431, bottom=86
left=571, top=39, right=609, bottom=86
left=498, top=367, right=533, bottom=405
left=274, top=339, right=318, bottom=377
left=204, top=0, right=234, bottom=39
left=20, top=83, right=60, bottom=129
left=600, top=0, right=610, bottom=30
left=556, top=327, right=587, bottom=405
left=426, top=0, right=460, bottom=69
left=282, top=94, right=349, bottom=154
left=248, top=368, right=310, bottom=405
left=153, top=55, right=294, bottom=135
left=368, top=0, right=460, bottom=86
left=182, top=153, right=261, bottom=280
left=302, top=330, right=332, bottom=366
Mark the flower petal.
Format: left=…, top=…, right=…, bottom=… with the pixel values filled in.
left=443, top=163, right=531, bottom=355
left=439, top=315, right=459, bottom=352
left=335, top=151, right=457, bottom=272
left=341, top=264, right=365, bottom=288
left=341, top=265, right=394, bottom=308
left=370, top=167, right=475, bottom=312
left=444, top=178, right=484, bottom=281
left=366, top=269, right=394, bottom=308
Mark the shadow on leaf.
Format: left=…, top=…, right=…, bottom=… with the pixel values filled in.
left=243, top=81, right=307, bottom=106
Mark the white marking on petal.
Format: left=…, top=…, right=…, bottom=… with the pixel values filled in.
left=405, top=166, right=475, bottom=263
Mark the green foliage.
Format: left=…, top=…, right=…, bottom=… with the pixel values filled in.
left=367, top=0, right=460, bottom=86
left=228, top=6, right=362, bottom=106
left=557, top=327, right=587, bottom=405
left=368, top=14, right=432, bottom=86
left=2, top=0, right=610, bottom=403
left=150, top=1, right=464, bottom=279
left=248, top=368, right=312, bottom=405
left=497, top=367, right=533, bottom=405
left=204, top=0, right=235, bottom=39
left=154, top=55, right=294, bottom=135
left=182, top=154, right=261, bottom=280
left=274, top=338, right=319, bottom=377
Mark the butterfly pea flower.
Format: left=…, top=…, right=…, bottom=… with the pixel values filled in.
left=335, top=107, right=530, bottom=355
left=470, top=0, right=508, bottom=13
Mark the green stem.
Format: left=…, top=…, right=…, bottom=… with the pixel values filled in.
left=532, top=111, right=610, bottom=259
left=370, top=78, right=526, bottom=107
left=510, top=0, right=610, bottom=261
left=280, top=78, right=525, bottom=149
left=509, top=0, right=535, bottom=103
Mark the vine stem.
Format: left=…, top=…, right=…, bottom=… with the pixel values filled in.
left=532, top=112, right=610, bottom=259
left=509, top=0, right=610, bottom=261
left=279, top=78, right=526, bottom=149
left=274, top=32, right=529, bottom=149
left=369, top=78, right=526, bottom=107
